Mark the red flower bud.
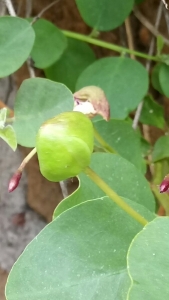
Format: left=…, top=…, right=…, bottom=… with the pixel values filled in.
left=8, top=171, right=22, bottom=193
left=160, top=175, right=169, bottom=193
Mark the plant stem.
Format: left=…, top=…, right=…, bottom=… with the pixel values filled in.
left=84, top=166, right=148, bottom=226
left=19, top=148, right=37, bottom=172
left=134, top=8, right=169, bottom=46
left=93, top=127, right=116, bottom=154
left=4, top=0, right=16, bottom=16
left=62, top=30, right=159, bottom=61
left=132, top=2, right=163, bottom=129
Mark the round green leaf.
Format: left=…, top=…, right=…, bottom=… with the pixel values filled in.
left=54, top=153, right=155, bottom=218
left=76, top=57, right=149, bottom=119
left=151, top=64, right=163, bottom=94
left=0, top=16, right=35, bottom=77
left=6, top=198, right=154, bottom=300
left=152, top=136, right=169, bottom=162
left=159, top=63, right=169, bottom=97
left=140, top=95, right=164, bottom=129
left=45, top=38, right=96, bottom=92
left=127, top=217, right=169, bottom=300
left=13, top=78, right=74, bottom=147
left=152, top=63, right=169, bottom=97
left=94, top=119, right=145, bottom=172
left=31, top=19, right=67, bottom=69
left=75, top=0, right=134, bottom=31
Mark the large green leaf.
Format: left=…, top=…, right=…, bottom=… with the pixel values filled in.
left=127, top=217, right=169, bottom=300
left=0, top=16, right=35, bottom=77
left=31, top=19, right=67, bottom=69
left=140, top=95, right=164, bottom=129
left=45, top=38, right=96, bottom=92
left=76, top=57, right=149, bottom=119
left=54, top=153, right=155, bottom=218
left=6, top=198, right=154, bottom=300
left=94, top=119, right=145, bottom=172
left=152, top=136, right=169, bottom=162
left=75, top=0, right=134, bottom=31
left=13, top=78, right=74, bottom=147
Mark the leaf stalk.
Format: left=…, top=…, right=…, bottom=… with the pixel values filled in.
left=84, top=166, right=148, bottom=226
left=62, top=30, right=159, bottom=61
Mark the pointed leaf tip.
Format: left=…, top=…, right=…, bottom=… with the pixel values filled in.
left=160, top=175, right=169, bottom=193
left=8, top=171, right=22, bottom=193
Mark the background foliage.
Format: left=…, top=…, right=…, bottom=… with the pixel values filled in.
left=0, top=0, right=169, bottom=299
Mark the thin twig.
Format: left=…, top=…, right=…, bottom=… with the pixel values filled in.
left=132, top=2, right=163, bottom=129
left=134, top=8, right=169, bottom=46
left=59, top=181, right=69, bottom=198
left=26, top=58, right=36, bottom=78
left=31, top=0, right=60, bottom=24
left=4, top=0, right=68, bottom=199
left=4, top=75, right=14, bottom=104
left=4, top=0, right=16, bottom=16
left=163, top=5, right=169, bottom=34
left=162, top=0, right=168, bottom=10
left=125, top=17, right=135, bottom=59
left=0, top=1, right=6, bottom=16
left=16, top=0, right=23, bottom=15
left=25, top=0, right=32, bottom=18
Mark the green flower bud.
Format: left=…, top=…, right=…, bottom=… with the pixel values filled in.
left=36, top=111, right=94, bottom=182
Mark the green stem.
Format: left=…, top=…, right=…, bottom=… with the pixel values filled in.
left=84, top=166, right=148, bottom=226
left=93, top=127, right=116, bottom=154
left=62, top=30, right=159, bottom=61
left=19, top=148, right=37, bottom=172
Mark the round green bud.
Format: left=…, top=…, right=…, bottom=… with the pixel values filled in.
left=36, top=111, right=94, bottom=182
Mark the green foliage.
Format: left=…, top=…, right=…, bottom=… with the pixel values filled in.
left=152, top=136, right=169, bottom=162
left=13, top=78, right=74, bottom=147
left=152, top=63, right=169, bottom=97
left=94, top=119, right=146, bottom=171
left=54, top=153, right=155, bottom=218
left=127, top=217, right=169, bottom=300
left=75, top=0, right=134, bottom=31
left=31, top=19, right=67, bottom=68
left=45, top=38, right=96, bottom=92
left=140, top=95, right=164, bottom=129
left=1, top=2, right=169, bottom=299
left=76, top=57, right=149, bottom=119
left=0, top=16, right=35, bottom=77
left=6, top=198, right=154, bottom=300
